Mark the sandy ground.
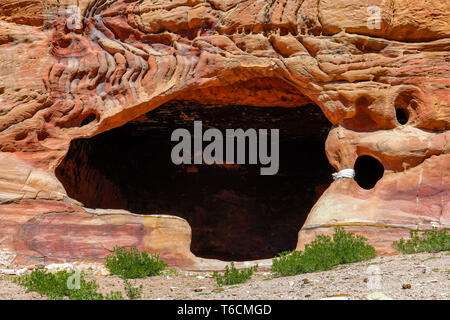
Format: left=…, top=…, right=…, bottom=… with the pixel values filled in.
left=0, top=251, right=448, bottom=300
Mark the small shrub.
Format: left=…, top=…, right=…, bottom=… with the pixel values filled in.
left=393, top=228, right=450, bottom=254
left=105, top=291, right=126, bottom=300
left=105, top=246, right=167, bottom=279
left=123, top=279, right=143, bottom=300
left=212, top=262, right=258, bottom=286
left=16, top=270, right=123, bottom=300
left=271, top=227, right=376, bottom=276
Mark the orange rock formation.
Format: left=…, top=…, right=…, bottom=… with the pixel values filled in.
left=0, top=0, right=448, bottom=268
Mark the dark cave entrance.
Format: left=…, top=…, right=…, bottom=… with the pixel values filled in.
left=56, top=102, right=334, bottom=261
left=354, top=155, right=385, bottom=190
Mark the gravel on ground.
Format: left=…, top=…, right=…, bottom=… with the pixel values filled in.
left=0, top=252, right=448, bottom=300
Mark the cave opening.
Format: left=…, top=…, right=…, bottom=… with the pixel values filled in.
left=353, top=155, right=385, bottom=190
left=56, top=102, right=334, bottom=261
left=395, top=108, right=409, bottom=125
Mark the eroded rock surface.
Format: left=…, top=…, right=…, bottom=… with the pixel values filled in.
left=0, top=0, right=448, bottom=267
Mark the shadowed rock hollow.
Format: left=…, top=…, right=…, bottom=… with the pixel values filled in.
left=0, top=0, right=448, bottom=269
left=56, top=102, right=334, bottom=261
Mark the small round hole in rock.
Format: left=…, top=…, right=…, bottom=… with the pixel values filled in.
left=354, top=155, right=384, bottom=190
left=15, top=132, right=27, bottom=141
left=396, top=108, right=409, bottom=125
left=37, top=130, right=49, bottom=141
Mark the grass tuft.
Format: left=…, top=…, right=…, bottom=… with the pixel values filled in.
left=212, top=262, right=257, bottom=286
left=105, top=246, right=167, bottom=279
left=393, top=228, right=450, bottom=254
left=123, top=279, right=143, bottom=300
left=16, top=270, right=123, bottom=300
left=271, top=227, right=376, bottom=276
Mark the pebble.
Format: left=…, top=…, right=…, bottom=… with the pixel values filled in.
left=15, top=268, right=28, bottom=276
left=45, top=263, right=75, bottom=273
left=320, top=296, right=349, bottom=300
left=95, top=268, right=110, bottom=276
left=0, top=269, right=16, bottom=275
left=367, top=292, right=393, bottom=300
left=402, top=284, right=412, bottom=289
left=0, top=267, right=29, bottom=276
left=416, top=265, right=430, bottom=273
left=425, top=279, right=438, bottom=283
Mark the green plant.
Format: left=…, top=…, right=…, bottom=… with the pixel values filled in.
left=123, top=279, right=143, bottom=300
left=163, top=269, right=180, bottom=277
left=16, top=270, right=123, bottom=300
left=105, top=246, right=167, bottom=279
left=105, top=291, right=126, bottom=300
left=212, top=262, right=258, bottom=286
left=271, top=227, right=376, bottom=276
left=393, top=228, right=450, bottom=254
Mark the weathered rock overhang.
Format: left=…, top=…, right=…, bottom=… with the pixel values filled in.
left=55, top=101, right=334, bottom=261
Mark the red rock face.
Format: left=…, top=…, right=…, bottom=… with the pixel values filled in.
left=0, top=0, right=448, bottom=268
